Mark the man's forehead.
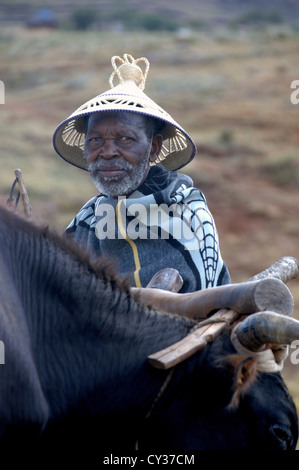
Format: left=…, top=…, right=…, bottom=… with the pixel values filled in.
left=87, top=111, right=147, bottom=129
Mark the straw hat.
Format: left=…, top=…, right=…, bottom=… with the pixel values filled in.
left=53, top=54, right=196, bottom=171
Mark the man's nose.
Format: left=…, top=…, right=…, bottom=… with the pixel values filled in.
left=86, top=139, right=119, bottom=163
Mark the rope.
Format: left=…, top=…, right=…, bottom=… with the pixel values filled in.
left=6, top=177, right=20, bottom=209
left=135, top=368, right=175, bottom=450
left=145, top=368, right=175, bottom=419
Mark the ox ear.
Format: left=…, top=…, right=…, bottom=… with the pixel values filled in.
left=228, top=355, right=257, bottom=409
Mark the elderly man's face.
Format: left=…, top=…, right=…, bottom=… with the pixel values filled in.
left=84, top=112, right=162, bottom=197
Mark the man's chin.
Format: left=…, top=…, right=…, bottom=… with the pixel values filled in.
left=91, top=177, right=134, bottom=197
left=90, top=162, right=149, bottom=197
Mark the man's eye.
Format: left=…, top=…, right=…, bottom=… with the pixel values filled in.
left=87, top=137, right=105, bottom=147
left=118, top=136, right=133, bottom=143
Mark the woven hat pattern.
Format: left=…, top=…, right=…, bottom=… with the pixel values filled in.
left=53, top=54, right=196, bottom=171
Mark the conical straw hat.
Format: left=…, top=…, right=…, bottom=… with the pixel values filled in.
left=53, top=54, right=196, bottom=171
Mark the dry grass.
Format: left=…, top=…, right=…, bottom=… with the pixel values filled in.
left=1, top=25, right=299, bottom=411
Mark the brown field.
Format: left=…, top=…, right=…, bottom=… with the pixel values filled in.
left=1, top=22, right=299, bottom=414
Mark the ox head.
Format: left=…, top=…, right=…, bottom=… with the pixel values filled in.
left=139, top=311, right=299, bottom=451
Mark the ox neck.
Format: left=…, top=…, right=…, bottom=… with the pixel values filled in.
left=2, top=209, right=195, bottom=421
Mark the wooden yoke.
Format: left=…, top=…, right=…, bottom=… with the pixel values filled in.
left=133, top=277, right=294, bottom=319
left=147, top=257, right=299, bottom=369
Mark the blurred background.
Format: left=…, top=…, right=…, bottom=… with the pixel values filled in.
left=1, top=0, right=299, bottom=407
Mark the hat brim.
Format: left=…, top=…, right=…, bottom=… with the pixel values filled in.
left=53, top=108, right=196, bottom=172
left=53, top=80, right=197, bottom=172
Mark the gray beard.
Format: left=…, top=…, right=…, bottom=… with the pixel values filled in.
left=88, top=155, right=150, bottom=197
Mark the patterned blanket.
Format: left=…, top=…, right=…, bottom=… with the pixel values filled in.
left=66, top=165, right=230, bottom=292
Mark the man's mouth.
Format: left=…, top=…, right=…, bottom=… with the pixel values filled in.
left=97, top=168, right=125, bottom=177
left=92, top=166, right=127, bottom=179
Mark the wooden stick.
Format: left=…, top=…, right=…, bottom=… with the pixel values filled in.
left=248, top=256, right=299, bottom=284
left=148, top=257, right=299, bottom=370
left=14, top=169, right=32, bottom=217
left=148, top=308, right=237, bottom=369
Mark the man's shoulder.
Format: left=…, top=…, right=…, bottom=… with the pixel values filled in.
left=78, top=194, right=100, bottom=211
left=66, top=194, right=102, bottom=232
left=171, top=183, right=207, bottom=208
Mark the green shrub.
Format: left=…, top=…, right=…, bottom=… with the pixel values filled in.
left=125, top=12, right=179, bottom=31
left=232, top=9, right=283, bottom=28
left=71, top=6, right=98, bottom=30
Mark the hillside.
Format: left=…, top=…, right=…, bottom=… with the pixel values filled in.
left=0, top=20, right=299, bottom=405
left=1, top=0, right=299, bottom=28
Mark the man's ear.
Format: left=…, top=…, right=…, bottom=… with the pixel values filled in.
left=149, top=135, right=163, bottom=163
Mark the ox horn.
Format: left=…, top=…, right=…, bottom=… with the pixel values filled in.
left=234, top=311, right=299, bottom=352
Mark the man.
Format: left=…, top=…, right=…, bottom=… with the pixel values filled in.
left=53, top=54, right=230, bottom=292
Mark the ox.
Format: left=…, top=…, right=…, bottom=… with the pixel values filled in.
left=0, top=206, right=298, bottom=462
